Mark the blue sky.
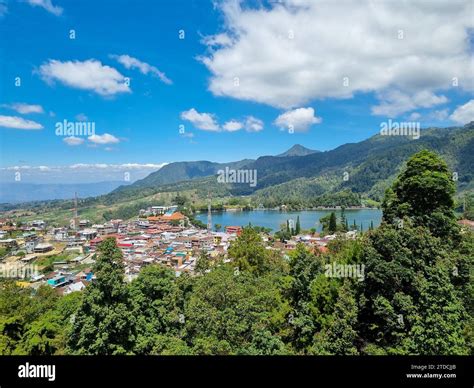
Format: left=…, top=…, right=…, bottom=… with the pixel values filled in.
left=0, top=0, right=473, bottom=183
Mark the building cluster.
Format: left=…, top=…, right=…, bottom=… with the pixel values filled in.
left=0, top=208, right=365, bottom=295
left=0, top=210, right=244, bottom=294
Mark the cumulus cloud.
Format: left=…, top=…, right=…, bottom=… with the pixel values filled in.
left=222, top=120, right=243, bottom=132
left=180, top=108, right=220, bottom=131
left=201, top=33, right=233, bottom=48
left=274, top=107, right=321, bottom=132
left=63, top=136, right=85, bottom=146
left=26, top=0, right=63, bottom=16
left=371, top=90, right=448, bottom=117
left=200, top=0, right=473, bottom=115
left=88, top=133, right=120, bottom=144
left=0, top=115, right=43, bottom=130
left=110, top=54, right=172, bottom=84
left=39, top=59, right=131, bottom=96
left=244, top=116, right=264, bottom=132
left=2, top=103, right=44, bottom=114
left=450, top=100, right=474, bottom=124
left=0, top=163, right=169, bottom=184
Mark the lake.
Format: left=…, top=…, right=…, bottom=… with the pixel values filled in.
left=196, top=209, right=383, bottom=232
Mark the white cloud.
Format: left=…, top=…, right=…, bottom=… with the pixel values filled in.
left=2, top=103, right=44, bottom=114
left=39, top=59, right=131, bottom=96
left=222, top=120, right=243, bottom=132
left=202, top=33, right=233, bottom=48
left=201, top=0, right=473, bottom=114
left=274, top=107, right=321, bottom=132
left=371, top=90, right=448, bottom=117
left=180, top=108, right=220, bottom=131
left=111, top=54, right=172, bottom=85
left=0, top=115, right=43, bottom=130
left=245, top=116, right=264, bottom=132
left=450, top=100, right=474, bottom=125
left=429, top=108, right=450, bottom=121
left=63, top=136, right=85, bottom=146
left=0, top=163, right=169, bottom=184
left=88, top=133, right=120, bottom=144
left=26, top=0, right=63, bottom=16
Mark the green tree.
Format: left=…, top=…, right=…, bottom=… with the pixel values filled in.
left=328, top=212, right=337, bottom=233
left=129, top=265, right=183, bottom=354
left=184, top=265, right=289, bottom=354
left=68, top=238, right=135, bottom=354
left=295, top=216, right=301, bottom=235
left=195, top=250, right=211, bottom=275
left=382, top=150, right=459, bottom=241
left=312, top=282, right=358, bottom=355
left=228, top=227, right=269, bottom=274
left=358, top=222, right=467, bottom=355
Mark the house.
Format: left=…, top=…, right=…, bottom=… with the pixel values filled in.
left=79, top=220, right=90, bottom=227
left=161, top=211, right=185, bottom=222
left=0, top=239, right=18, bottom=249
left=225, top=226, right=242, bottom=235
left=29, top=220, right=46, bottom=229
left=47, top=274, right=69, bottom=288
left=80, top=229, right=97, bottom=240
left=64, top=280, right=87, bottom=294
left=89, top=237, right=103, bottom=250
left=33, top=243, right=53, bottom=253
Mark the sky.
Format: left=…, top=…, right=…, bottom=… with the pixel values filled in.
left=0, top=0, right=473, bottom=184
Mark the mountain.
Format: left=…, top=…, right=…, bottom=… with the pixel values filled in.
left=3, top=124, right=473, bottom=210
left=109, top=123, right=473, bottom=204
left=122, top=159, right=254, bottom=189
left=277, top=144, right=319, bottom=157
left=0, top=181, right=129, bottom=204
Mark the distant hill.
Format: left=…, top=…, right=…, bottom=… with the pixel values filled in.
left=0, top=181, right=128, bottom=204
left=108, top=123, right=473, bottom=203
left=277, top=144, right=319, bottom=157
left=2, top=123, right=472, bottom=209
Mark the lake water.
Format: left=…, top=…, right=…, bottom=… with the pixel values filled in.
left=196, top=209, right=383, bottom=232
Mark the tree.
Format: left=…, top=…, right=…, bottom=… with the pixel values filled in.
left=287, top=244, right=324, bottom=352
left=68, top=238, right=135, bottom=354
left=382, top=150, right=459, bottom=241
left=214, top=223, right=222, bottom=232
left=312, top=282, right=358, bottom=355
left=357, top=222, right=467, bottom=355
left=328, top=212, right=337, bottom=233
left=195, top=250, right=211, bottom=275
left=340, top=207, right=348, bottom=231
left=295, top=216, right=301, bottom=235
left=129, top=265, right=183, bottom=354
left=228, top=227, right=269, bottom=274
left=184, top=265, right=289, bottom=354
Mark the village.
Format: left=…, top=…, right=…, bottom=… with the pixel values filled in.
left=0, top=203, right=360, bottom=295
